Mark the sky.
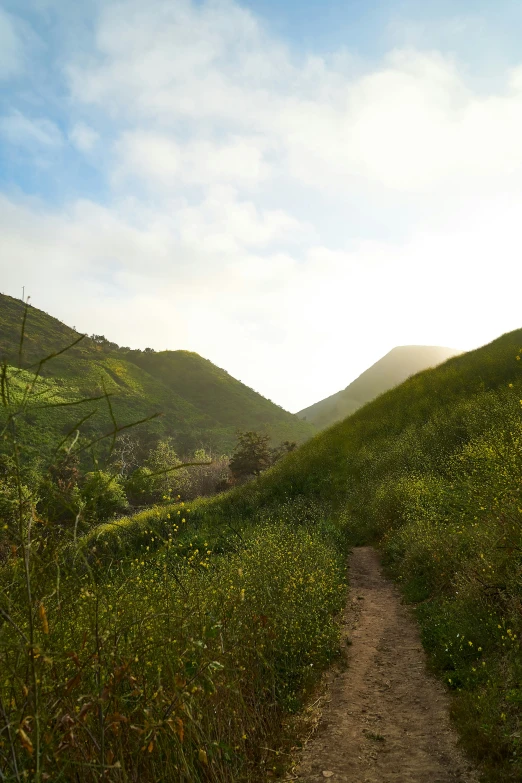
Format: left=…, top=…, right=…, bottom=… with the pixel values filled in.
left=1, top=1, right=522, bottom=412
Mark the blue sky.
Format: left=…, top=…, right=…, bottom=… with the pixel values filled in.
left=1, top=0, right=522, bottom=410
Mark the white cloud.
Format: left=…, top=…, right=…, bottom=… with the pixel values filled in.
left=175, top=186, right=311, bottom=253
left=64, top=0, right=522, bottom=203
left=0, top=110, right=63, bottom=149
left=0, top=9, right=24, bottom=79
left=114, top=132, right=270, bottom=188
left=69, top=122, right=100, bottom=152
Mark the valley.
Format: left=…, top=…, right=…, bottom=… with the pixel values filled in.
left=1, top=302, right=521, bottom=782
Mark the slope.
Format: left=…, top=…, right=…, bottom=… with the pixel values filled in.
left=4, top=315, right=520, bottom=781
left=0, top=293, right=314, bottom=456
left=98, top=326, right=522, bottom=780
left=297, top=345, right=461, bottom=428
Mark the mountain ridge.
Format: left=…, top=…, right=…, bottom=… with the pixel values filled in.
left=0, top=293, right=314, bottom=455
left=297, top=344, right=462, bottom=428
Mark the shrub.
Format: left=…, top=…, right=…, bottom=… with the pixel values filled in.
left=81, top=470, right=129, bottom=521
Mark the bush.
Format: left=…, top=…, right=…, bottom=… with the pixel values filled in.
left=80, top=470, right=129, bottom=521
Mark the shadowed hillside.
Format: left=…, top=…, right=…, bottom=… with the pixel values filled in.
left=0, top=293, right=314, bottom=455
left=297, top=345, right=461, bottom=428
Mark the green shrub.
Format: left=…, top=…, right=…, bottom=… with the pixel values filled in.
left=81, top=470, right=129, bottom=521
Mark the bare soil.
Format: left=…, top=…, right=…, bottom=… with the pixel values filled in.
left=295, top=547, right=478, bottom=783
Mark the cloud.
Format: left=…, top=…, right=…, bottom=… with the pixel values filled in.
left=0, top=110, right=63, bottom=149
left=0, top=9, right=25, bottom=79
left=63, top=0, right=522, bottom=206
left=69, top=122, right=100, bottom=152
left=2, top=182, right=521, bottom=412
left=114, top=132, right=271, bottom=189
left=67, top=0, right=288, bottom=116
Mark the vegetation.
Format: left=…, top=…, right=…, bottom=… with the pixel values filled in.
left=242, top=329, right=522, bottom=781
left=2, top=297, right=522, bottom=781
left=297, top=344, right=461, bottom=428
left=0, top=320, right=347, bottom=781
left=229, top=432, right=296, bottom=484
left=0, top=293, right=314, bottom=460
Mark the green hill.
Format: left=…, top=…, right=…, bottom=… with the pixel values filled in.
left=99, top=326, right=522, bottom=780
left=0, top=293, right=314, bottom=456
left=3, top=318, right=522, bottom=781
left=297, top=344, right=461, bottom=428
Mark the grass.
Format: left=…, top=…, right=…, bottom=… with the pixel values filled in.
left=243, top=328, right=522, bottom=781
left=297, top=344, right=461, bottom=428
left=0, top=293, right=314, bottom=459
left=1, top=504, right=347, bottom=781
left=2, top=297, right=522, bottom=780
left=43, top=324, right=522, bottom=779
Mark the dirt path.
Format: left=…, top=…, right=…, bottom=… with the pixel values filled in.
left=296, top=547, right=478, bottom=783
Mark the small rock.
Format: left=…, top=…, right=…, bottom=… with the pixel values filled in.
left=322, top=772, right=334, bottom=778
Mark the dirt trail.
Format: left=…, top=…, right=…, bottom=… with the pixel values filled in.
left=296, top=547, right=478, bottom=783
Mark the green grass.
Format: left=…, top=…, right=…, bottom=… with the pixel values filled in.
left=0, top=294, right=314, bottom=459
left=57, top=326, right=522, bottom=779
left=1, top=495, right=348, bottom=781
left=241, top=327, right=522, bottom=780
left=3, top=293, right=522, bottom=780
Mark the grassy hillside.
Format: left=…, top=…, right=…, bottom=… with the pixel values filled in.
left=3, top=316, right=521, bottom=781
left=0, top=293, right=314, bottom=456
left=297, top=344, right=461, bottom=428
left=91, top=326, right=522, bottom=780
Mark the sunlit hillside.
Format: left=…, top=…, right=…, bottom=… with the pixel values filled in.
left=87, top=325, right=522, bottom=781
left=0, top=293, right=314, bottom=457
left=297, top=345, right=461, bottom=428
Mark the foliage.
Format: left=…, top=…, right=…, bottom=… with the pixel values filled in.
left=80, top=470, right=129, bottom=522
left=213, top=328, right=522, bottom=782
left=124, top=466, right=158, bottom=507
left=183, top=448, right=230, bottom=499
left=228, top=433, right=297, bottom=484
left=4, top=297, right=522, bottom=780
left=143, top=438, right=190, bottom=501
left=0, top=314, right=347, bottom=782
left=37, top=453, right=82, bottom=531
left=229, top=431, right=272, bottom=482
left=0, top=293, right=314, bottom=462
left=0, top=512, right=346, bottom=781
left=270, top=440, right=297, bottom=464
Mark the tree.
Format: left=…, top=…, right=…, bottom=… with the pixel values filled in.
left=90, top=334, right=119, bottom=350
left=110, top=434, right=142, bottom=477
left=184, top=448, right=229, bottom=498
left=229, top=431, right=272, bottom=483
left=270, top=440, right=297, bottom=465
left=38, top=452, right=82, bottom=527
left=124, top=466, right=157, bottom=507
left=144, top=438, right=190, bottom=500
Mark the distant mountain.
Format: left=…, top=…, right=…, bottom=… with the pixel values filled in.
left=0, top=293, right=314, bottom=457
left=297, top=345, right=462, bottom=429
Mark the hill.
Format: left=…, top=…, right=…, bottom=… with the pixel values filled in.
left=0, top=293, right=314, bottom=456
left=3, top=320, right=522, bottom=781
left=98, top=325, right=522, bottom=780
left=297, top=345, right=461, bottom=428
